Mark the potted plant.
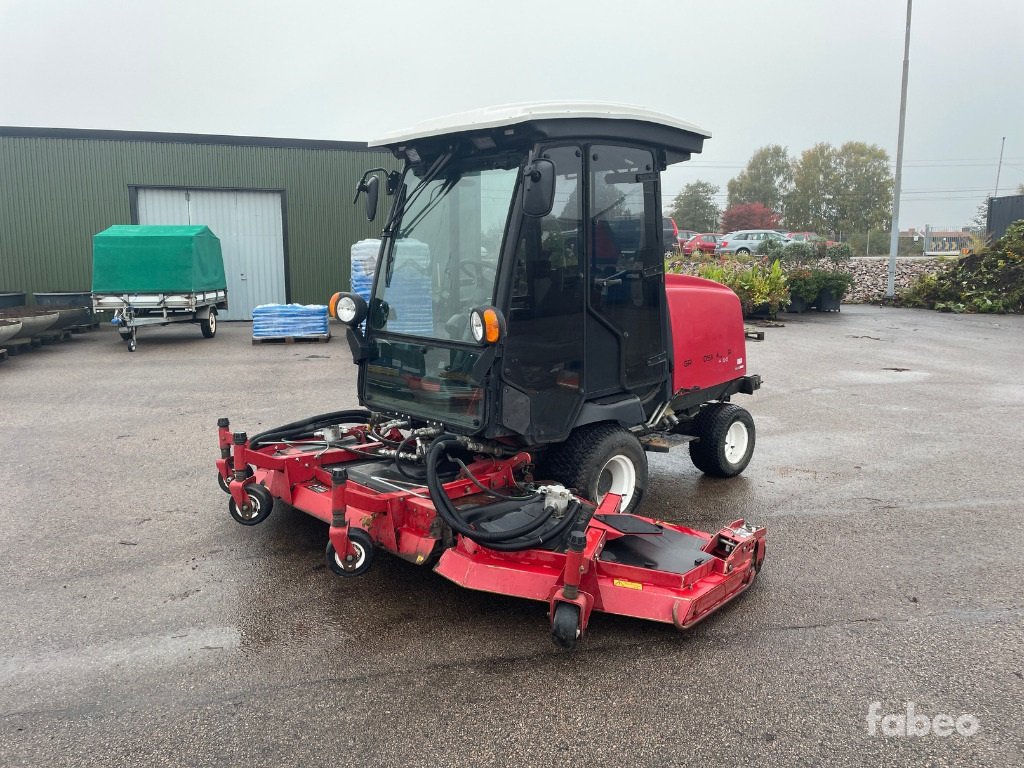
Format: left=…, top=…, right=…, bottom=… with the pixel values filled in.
left=814, top=270, right=853, bottom=312
left=784, top=267, right=819, bottom=313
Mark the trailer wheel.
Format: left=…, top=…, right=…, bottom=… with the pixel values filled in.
left=201, top=308, right=217, bottom=338
left=542, top=423, right=648, bottom=513
left=228, top=483, right=274, bottom=525
left=551, top=602, right=581, bottom=650
left=326, top=529, right=374, bottom=577
left=688, top=403, right=755, bottom=477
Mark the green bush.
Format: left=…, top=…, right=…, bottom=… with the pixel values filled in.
left=785, top=267, right=820, bottom=301
left=816, top=270, right=854, bottom=298
left=825, top=242, right=853, bottom=263
left=698, top=259, right=790, bottom=315
left=897, top=220, right=1024, bottom=314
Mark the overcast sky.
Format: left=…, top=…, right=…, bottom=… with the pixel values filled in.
left=2, top=0, right=1022, bottom=228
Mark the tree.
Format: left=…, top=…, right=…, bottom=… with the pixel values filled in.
left=720, top=202, right=780, bottom=232
left=784, top=143, right=839, bottom=235
left=727, top=145, right=792, bottom=213
left=832, top=141, right=893, bottom=235
left=667, top=180, right=720, bottom=231
left=785, top=142, right=893, bottom=237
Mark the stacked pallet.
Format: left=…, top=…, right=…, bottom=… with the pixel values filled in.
left=252, top=304, right=330, bottom=344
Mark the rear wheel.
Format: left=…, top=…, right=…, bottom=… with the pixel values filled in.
left=542, top=423, right=648, bottom=513
left=688, top=403, right=755, bottom=477
left=737, top=247, right=751, bottom=256
left=201, top=308, right=217, bottom=338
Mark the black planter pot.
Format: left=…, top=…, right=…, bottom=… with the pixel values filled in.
left=745, top=303, right=776, bottom=320
left=0, top=291, right=26, bottom=309
left=786, top=295, right=809, bottom=313
left=816, top=288, right=842, bottom=312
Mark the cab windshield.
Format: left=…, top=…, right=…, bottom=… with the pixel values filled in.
left=371, top=160, right=520, bottom=342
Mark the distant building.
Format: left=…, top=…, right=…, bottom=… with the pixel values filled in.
left=0, top=127, right=395, bottom=319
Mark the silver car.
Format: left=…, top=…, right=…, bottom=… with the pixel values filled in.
left=715, top=229, right=789, bottom=256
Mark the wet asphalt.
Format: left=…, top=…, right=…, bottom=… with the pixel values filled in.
left=0, top=306, right=1021, bottom=768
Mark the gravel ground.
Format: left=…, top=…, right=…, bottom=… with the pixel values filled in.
left=1, top=306, right=1021, bottom=767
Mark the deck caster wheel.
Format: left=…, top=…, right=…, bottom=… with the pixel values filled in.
left=326, top=529, right=374, bottom=577
left=218, top=463, right=254, bottom=493
left=118, top=330, right=131, bottom=341
left=228, top=483, right=274, bottom=525
left=551, top=602, right=582, bottom=650
left=127, top=338, right=136, bottom=352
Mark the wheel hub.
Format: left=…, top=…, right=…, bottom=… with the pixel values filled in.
left=724, top=421, right=749, bottom=464
left=597, top=455, right=636, bottom=508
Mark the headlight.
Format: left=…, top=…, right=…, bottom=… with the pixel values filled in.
left=328, top=292, right=368, bottom=326
left=469, top=306, right=505, bottom=344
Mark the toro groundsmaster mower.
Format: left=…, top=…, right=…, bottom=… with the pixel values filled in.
left=216, top=103, right=765, bottom=648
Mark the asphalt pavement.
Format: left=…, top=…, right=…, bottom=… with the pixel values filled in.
left=1, top=306, right=1021, bottom=767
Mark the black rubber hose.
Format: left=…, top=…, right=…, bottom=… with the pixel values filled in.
left=393, top=434, right=427, bottom=482
left=250, top=409, right=371, bottom=449
left=473, top=500, right=583, bottom=552
left=426, top=435, right=570, bottom=547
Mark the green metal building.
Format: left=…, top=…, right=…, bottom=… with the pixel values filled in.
left=0, top=127, right=395, bottom=319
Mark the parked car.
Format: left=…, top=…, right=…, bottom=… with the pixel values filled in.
left=682, top=233, right=721, bottom=257
left=785, top=231, right=837, bottom=247
left=663, top=217, right=679, bottom=251
left=716, top=229, right=789, bottom=256
left=676, top=229, right=699, bottom=250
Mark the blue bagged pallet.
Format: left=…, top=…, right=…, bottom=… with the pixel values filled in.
left=252, top=304, right=329, bottom=338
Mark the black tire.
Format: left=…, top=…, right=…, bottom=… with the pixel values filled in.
left=542, top=423, right=648, bottom=513
left=127, top=338, right=136, bottom=352
left=201, top=309, right=217, bottom=338
left=551, top=602, right=581, bottom=650
left=326, top=528, right=375, bottom=577
left=118, top=330, right=131, bottom=341
left=218, top=463, right=254, bottom=494
left=688, top=403, right=755, bottom=477
left=228, top=483, right=274, bottom=525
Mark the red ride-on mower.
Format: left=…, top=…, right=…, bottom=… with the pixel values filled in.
left=217, top=104, right=766, bottom=648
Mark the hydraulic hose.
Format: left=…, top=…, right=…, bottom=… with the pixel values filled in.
left=425, top=435, right=583, bottom=550
left=249, top=409, right=372, bottom=449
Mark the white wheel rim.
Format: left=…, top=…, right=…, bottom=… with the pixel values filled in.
left=209, top=312, right=216, bottom=332
left=724, top=421, right=750, bottom=465
left=336, top=541, right=366, bottom=571
left=598, top=455, right=636, bottom=508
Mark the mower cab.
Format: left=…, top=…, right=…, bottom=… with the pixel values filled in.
left=218, top=104, right=765, bottom=649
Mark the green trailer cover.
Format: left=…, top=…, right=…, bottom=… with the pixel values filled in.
left=92, top=225, right=227, bottom=294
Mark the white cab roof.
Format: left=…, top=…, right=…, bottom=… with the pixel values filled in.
left=369, top=102, right=711, bottom=147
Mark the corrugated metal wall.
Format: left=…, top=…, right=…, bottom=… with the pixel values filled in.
left=0, top=132, right=396, bottom=305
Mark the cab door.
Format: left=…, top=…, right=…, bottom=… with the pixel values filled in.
left=585, top=145, right=669, bottom=410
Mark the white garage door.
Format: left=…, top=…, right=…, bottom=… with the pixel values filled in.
left=136, top=188, right=287, bottom=320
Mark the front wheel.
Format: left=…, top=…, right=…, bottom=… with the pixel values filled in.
left=688, top=403, right=756, bottom=477
left=542, top=423, right=648, bottom=513
left=200, top=308, right=217, bottom=338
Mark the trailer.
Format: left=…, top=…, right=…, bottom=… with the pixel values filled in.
left=91, top=225, right=228, bottom=351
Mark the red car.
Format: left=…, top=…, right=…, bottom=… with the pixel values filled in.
left=682, top=233, right=721, bottom=257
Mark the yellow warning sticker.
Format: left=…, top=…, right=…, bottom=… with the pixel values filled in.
left=613, top=578, right=643, bottom=591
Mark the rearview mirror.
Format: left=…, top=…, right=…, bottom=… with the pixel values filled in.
left=363, top=175, right=380, bottom=222
left=522, top=159, right=555, bottom=218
